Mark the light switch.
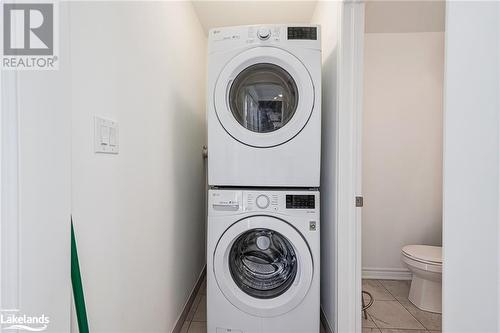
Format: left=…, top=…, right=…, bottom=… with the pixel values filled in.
left=109, top=127, right=117, bottom=146
left=95, top=116, right=119, bottom=154
left=100, top=125, right=110, bottom=145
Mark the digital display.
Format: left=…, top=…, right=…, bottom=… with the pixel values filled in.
left=287, top=27, right=317, bottom=40
left=286, top=195, right=315, bottom=209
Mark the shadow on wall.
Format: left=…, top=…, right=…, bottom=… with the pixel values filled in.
left=168, top=89, right=207, bottom=299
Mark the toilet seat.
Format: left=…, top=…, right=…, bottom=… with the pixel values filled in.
left=401, top=253, right=442, bottom=273
left=402, top=245, right=442, bottom=265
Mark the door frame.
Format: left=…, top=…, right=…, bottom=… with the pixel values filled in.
left=0, top=69, right=20, bottom=320
left=335, top=1, right=365, bottom=332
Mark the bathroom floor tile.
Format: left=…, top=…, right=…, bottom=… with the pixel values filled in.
left=379, top=280, right=410, bottom=300
left=367, top=301, right=424, bottom=330
left=187, top=321, right=207, bottom=333
left=382, top=329, right=428, bottom=333
left=362, top=314, right=378, bottom=328
left=399, top=300, right=441, bottom=331
left=363, top=279, right=395, bottom=301
left=363, top=328, right=381, bottom=333
left=193, top=295, right=207, bottom=322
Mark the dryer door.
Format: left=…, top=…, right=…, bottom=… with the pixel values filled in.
left=214, top=47, right=315, bottom=148
left=213, top=215, right=314, bottom=317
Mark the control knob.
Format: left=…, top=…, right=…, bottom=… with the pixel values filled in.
left=257, top=27, right=271, bottom=40
left=256, top=195, right=270, bottom=209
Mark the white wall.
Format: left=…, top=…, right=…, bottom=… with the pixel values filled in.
left=311, top=1, right=340, bottom=331
left=1, top=4, right=72, bottom=332
left=443, top=2, right=500, bottom=331
left=69, top=2, right=207, bottom=332
left=362, top=31, right=444, bottom=277
left=364, top=1, right=445, bottom=34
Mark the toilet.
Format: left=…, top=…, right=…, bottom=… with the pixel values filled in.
left=401, top=245, right=442, bottom=313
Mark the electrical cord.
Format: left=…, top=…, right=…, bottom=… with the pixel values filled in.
left=362, top=290, right=374, bottom=319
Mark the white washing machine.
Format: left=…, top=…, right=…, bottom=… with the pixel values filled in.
left=207, top=25, right=321, bottom=187
left=207, top=189, right=320, bottom=333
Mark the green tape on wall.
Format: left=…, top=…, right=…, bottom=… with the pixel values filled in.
left=71, top=218, right=89, bottom=333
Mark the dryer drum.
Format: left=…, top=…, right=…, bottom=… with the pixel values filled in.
left=228, top=63, right=299, bottom=134
left=229, top=228, right=298, bottom=299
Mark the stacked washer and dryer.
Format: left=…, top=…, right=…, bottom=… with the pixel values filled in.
left=207, top=24, right=322, bottom=333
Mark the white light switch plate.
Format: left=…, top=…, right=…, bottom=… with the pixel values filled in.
left=94, top=116, right=119, bottom=154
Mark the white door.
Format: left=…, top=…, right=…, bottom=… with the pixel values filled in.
left=214, top=47, right=315, bottom=147
left=213, top=216, right=314, bottom=317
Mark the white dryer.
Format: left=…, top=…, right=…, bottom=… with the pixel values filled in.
left=207, top=25, right=321, bottom=187
left=207, top=189, right=320, bottom=333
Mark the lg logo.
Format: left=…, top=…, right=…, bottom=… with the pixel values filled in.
left=3, top=3, right=53, bottom=56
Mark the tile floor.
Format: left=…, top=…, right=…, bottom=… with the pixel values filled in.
left=180, top=278, right=441, bottom=333
left=180, top=277, right=328, bottom=333
left=180, top=277, right=206, bottom=333
left=362, top=279, right=442, bottom=333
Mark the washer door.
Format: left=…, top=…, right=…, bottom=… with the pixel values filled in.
left=214, top=216, right=313, bottom=317
left=214, top=47, right=315, bottom=148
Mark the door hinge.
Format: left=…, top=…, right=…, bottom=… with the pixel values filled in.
left=355, top=196, right=364, bottom=207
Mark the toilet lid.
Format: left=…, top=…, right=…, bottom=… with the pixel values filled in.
left=402, top=245, right=442, bottom=264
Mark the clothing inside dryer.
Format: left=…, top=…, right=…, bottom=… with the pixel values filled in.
left=229, top=228, right=297, bottom=299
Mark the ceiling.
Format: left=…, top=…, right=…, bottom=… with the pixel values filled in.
left=191, top=1, right=318, bottom=35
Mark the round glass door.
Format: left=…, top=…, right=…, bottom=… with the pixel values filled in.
left=229, top=64, right=298, bottom=134
left=229, top=228, right=297, bottom=299
left=214, top=47, right=315, bottom=148
left=213, top=216, right=313, bottom=317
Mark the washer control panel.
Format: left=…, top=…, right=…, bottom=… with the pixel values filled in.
left=209, top=189, right=319, bottom=215
left=210, top=190, right=242, bottom=211
left=256, top=194, right=270, bottom=208
left=286, top=194, right=315, bottom=209
left=246, top=192, right=279, bottom=211
left=242, top=190, right=317, bottom=213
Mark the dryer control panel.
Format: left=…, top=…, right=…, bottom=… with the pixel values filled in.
left=208, top=24, right=321, bottom=54
left=287, top=26, right=318, bottom=40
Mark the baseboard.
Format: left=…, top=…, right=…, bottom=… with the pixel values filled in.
left=172, top=266, right=206, bottom=333
left=320, top=306, right=334, bottom=333
left=362, top=267, right=412, bottom=280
